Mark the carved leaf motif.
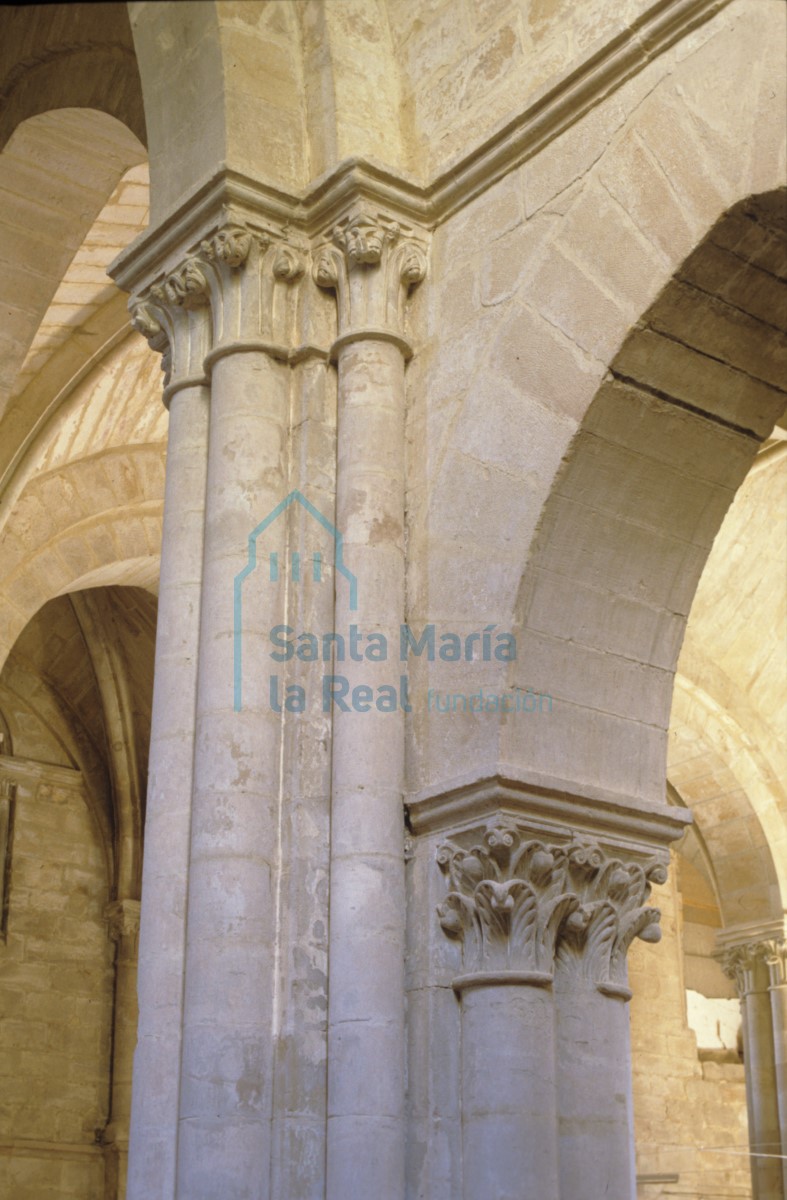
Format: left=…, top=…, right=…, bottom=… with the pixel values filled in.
left=398, top=243, right=427, bottom=287
left=150, top=260, right=209, bottom=310
left=582, top=902, right=618, bottom=985
left=335, top=217, right=399, bottom=266
left=507, top=881, right=540, bottom=961
left=436, top=824, right=668, bottom=986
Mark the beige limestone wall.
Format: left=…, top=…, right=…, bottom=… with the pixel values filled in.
left=387, top=0, right=657, bottom=175
left=631, top=858, right=751, bottom=1198
left=0, top=767, right=114, bottom=1199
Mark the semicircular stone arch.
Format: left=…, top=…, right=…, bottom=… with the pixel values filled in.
left=0, top=2, right=145, bottom=150
left=499, top=187, right=787, bottom=807
left=668, top=687, right=785, bottom=926
left=410, top=1, right=786, bottom=797
left=0, top=468, right=163, bottom=679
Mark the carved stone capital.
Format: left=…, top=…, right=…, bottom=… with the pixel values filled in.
left=721, top=938, right=787, bottom=995
left=129, top=262, right=211, bottom=399
left=436, top=820, right=666, bottom=995
left=313, top=204, right=428, bottom=358
left=437, top=820, right=578, bottom=980
left=130, top=219, right=307, bottom=394
left=195, top=219, right=306, bottom=357
left=555, top=840, right=665, bottom=997
left=105, top=898, right=141, bottom=945
left=762, top=939, right=787, bottom=988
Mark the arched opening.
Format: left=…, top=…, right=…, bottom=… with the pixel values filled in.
left=0, top=108, right=146, bottom=410
left=0, top=586, right=156, bottom=1198
left=503, top=189, right=787, bottom=807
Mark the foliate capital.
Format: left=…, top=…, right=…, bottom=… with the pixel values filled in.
left=129, top=219, right=308, bottom=388
left=313, top=204, right=428, bottom=355
left=720, top=938, right=787, bottom=994
left=436, top=821, right=667, bottom=995
left=555, top=841, right=665, bottom=997
left=762, top=939, right=787, bottom=987
left=437, top=820, right=579, bottom=980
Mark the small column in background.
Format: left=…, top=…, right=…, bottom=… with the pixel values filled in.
left=721, top=930, right=787, bottom=1200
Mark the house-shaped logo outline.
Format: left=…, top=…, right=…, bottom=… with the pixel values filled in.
left=233, top=489, right=358, bottom=711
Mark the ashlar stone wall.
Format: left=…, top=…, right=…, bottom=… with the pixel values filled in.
left=0, top=765, right=114, bottom=1200
left=631, top=859, right=750, bottom=1199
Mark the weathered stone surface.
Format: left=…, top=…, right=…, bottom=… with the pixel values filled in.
left=1, top=2, right=786, bottom=1199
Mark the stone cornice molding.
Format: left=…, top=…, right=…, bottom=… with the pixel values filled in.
left=110, top=0, right=731, bottom=297
left=423, top=0, right=731, bottom=223
left=407, top=767, right=690, bottom=852
left=312, top=204, right=428, bottom=360
left=436, top=817, right=666, bottom=995
left=716, top=918, right=787, bottom=951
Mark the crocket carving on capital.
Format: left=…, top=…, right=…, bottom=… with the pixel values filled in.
left=436, top=821, right=579, bottom=977
left=313, top=203, right=428, bottom=352
left=435, top=822, right=667, bottom=992
left=555, top=842, right=666, bottom=995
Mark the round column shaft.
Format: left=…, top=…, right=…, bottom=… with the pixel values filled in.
left=724, top=941, right=785, bottom=1200
left=555, top=982, right=636, bottom=1199
left=176, top=348, right=290, bottom=1200
left=460, top=981, right=560, bottom=1200
left=314, top=208, right=427, bottom=1200
left=126, top=293, right=210, bottom=1200
left=743, top=976, right=784, bottom=1198
left=326, top=337, right=408, bottom=1199
left=765, top=944, right=787, bottom=1199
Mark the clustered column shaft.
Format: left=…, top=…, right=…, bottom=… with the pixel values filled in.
left=120, top=193, right=683, bottom=1200
left=124, top=205, right=426, bottom=1200
left=175, top=230, right=303, bottom=1199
